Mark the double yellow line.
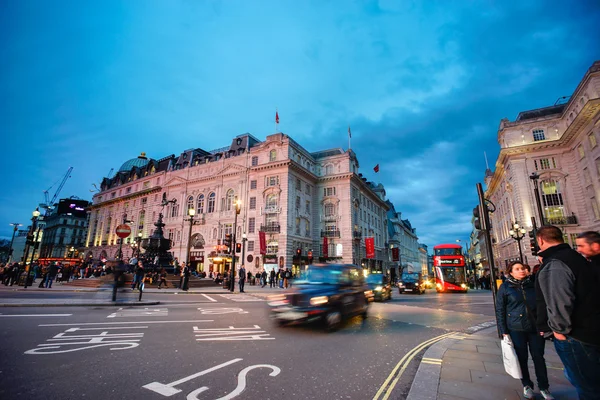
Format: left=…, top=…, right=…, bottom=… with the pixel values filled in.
left=372, top=331, right=458, bottom=400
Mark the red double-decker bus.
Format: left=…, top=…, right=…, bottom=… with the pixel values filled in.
left=433, top=244, right=468, bottom=293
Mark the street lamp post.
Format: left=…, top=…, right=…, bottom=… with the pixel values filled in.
left=7, top=223, right=21, bottom=263
left=23, top=208, right=41, bottom=289
left=185, top=208, right=197, bottom=267
left=241, top=233, right=247, bottom=270
left=529, top=173, right=545, bottom=225
left=509, top=222, right=527, bottom=263
left=229, top=199, right=242, bottom=292
left=69, top=246, right=75, bottom=258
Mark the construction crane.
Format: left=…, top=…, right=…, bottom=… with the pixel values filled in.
left=40, top=167, right=73, bottom=215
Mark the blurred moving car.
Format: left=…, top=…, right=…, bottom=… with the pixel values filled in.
left=268, top=264, right=373, bottom=331
left=365, top=273, right=392, bottom=301
left=398, top=271, right=426, bottom=295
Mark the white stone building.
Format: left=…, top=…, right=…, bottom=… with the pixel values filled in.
left=485, top=60, right=600, bottom=268
left=86, top=133, right=390, bottom=275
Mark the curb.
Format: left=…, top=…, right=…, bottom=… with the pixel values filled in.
left=405, top=323, right=496, bottom=400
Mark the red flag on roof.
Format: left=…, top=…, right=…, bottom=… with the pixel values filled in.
left=373, top=164, right=379, bottom=173
left=275, top=111, right=279, bottom=124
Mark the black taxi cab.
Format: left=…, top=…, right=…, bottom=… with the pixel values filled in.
left=268, top=264, right=374, bottom=331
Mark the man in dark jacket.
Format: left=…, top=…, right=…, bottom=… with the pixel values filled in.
left=575, top=231, right=600, bottom=269
left=535, top=225, right=600, bottom=399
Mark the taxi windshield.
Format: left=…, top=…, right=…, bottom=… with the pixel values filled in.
left=365, top=274, right=385, bottom=284
left=401, top=273, right=420, bottom=282
left=296, top=267, right=342, bottom=285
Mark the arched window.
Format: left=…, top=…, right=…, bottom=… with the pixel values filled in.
left=138, top=210, right=145, bottom=232
left=266, top=194, right=278, bottom=209
left=186, top=196, right=194, bottom=214
left=226, top=189, right=235, bottom=211
left=324, top=203, right=335, bottom=217
left=540, top=179, right=564, bottom=218
left=197, top=194, right=204, bottom=213
left=170, top=202, right=179, bottom=218
left=207, top=193, right=216, bottom=213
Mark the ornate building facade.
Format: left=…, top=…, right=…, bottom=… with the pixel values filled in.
left=85, top=133, right=390, bottom=274
left=485, top=60, right=600, bottom=267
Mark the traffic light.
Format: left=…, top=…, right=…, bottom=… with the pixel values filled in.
left=473, top=206, right=482, bottom=230
left=528, top=231, right=539, bottom=256
left=235, top=243, right=242, bottom=253
left=223, top=233, right=232, bottom=252
left=296, top=248, right=302, bottom=257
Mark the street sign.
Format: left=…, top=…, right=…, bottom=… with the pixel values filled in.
left=115, top=224, right=132, bottom=238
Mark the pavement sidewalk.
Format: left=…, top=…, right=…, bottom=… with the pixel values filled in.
left=407, top=326, right=577, bottom=400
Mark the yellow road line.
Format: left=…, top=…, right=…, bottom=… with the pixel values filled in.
left=372, top=332, right=457, bottom=400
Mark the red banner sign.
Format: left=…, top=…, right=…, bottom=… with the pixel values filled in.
left=391, top=247, right=399, bottom=261
left=259, top=231, right=266, bottom=255
left=365, top=237, right=375, bottom=259
left=322, top=237, right=328, bottom=258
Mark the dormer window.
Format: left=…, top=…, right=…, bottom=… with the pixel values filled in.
left=533, top=129, right=545, bottom=141
left=269, top=150, right=277, bottom=162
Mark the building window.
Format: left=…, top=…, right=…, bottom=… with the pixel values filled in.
left=296, top=178, right=301, bottom=191
left=324, top=203, right=335, bottom=217
left=266, top=176, right=279, bottom=187
left=324, top=187, right=336, bottom=196
left=305, top=200, right=310, bottom=214
left=306, top=185, right=311, bottom=195
left=247, top=241, right=255, bottom=252
left=267, top=241, right=278, bottom=254
left=187, top=196, right=194, bottom=214
left=589, top=133, right=597, bottom=149
left=540, top=180, right=564, bottom=218
left=265, top=194, right=278, bottom=209
left=249, top=197, right=256, bottom=210
left=595, top=158, right=600, bottom=176
left=207, top=192, right=216, bottom=213
left=225, top=189, right=235, bottom=211
left=141, top=197, right=147, bottom=205
left=295, top=196, right=300, bottom=210
left=578, top=145, right=585, bottom=160
left=295, top=218, right=301, bottom=234
left=251, top=156, right=258, bottom=166
left=269, top=150, right=277, bottom=162
left=532, top=129, right=545, bottom=141
left=138, top=210, right=145, bottom=232
left=170, top=202, right=179, bottom=218
left=197, top=194, right=204, bottom=213
left=325, top=164, right=333, bottom=175
left=250, top=180, right=257, bottom=190
left=248, top=218, right=255, bottom=233
left=305, top=220, right=310, bottom=237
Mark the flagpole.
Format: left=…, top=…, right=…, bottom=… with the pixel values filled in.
left=275, top=108, right=279, bottom=133
left=348, top=126, right=351, bottom=150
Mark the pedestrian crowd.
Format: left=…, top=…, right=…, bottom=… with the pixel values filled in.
left=495, top=227, right=600, bottom=400
left=0, top=261, right=108, bottom=288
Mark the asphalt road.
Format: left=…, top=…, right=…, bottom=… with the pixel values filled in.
left=0, top=290, right=496, bottom=400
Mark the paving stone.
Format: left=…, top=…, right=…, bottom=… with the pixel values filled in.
left=438, top=379, right=521, bottom=400
left=437, top=394, right=470, bottom=400
left=444, top=349, right=502, bottom=362
left=449, top=343, right=478, bottom=352
left=470, top=369, right=523, bottom=389
left=476, top=345, right=502, bottom=355
left=483, top=360, right=508, bottom=374
left=457, top=339, right=498, bottom=347
left=441, top=366, right=472, bottom=383
left=442, top=356, right=486, bottom=371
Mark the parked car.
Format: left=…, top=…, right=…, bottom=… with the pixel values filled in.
left=365, top=273, right=392, bottom=301
left=268, top=264, right=373, bottom=331
left=398, top=272, right=426, bottom=295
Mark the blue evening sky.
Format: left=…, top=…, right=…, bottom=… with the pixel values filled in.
left=1, top=0, right=599, bottom=246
